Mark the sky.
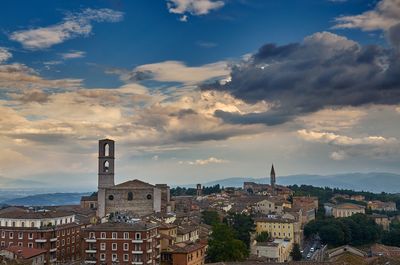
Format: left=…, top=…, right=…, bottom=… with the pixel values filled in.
left=0, top=0, right=400, bottom=190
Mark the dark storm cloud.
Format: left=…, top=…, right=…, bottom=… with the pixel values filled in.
left=203, top=32, right=400, bottom=125
left=388, top=23, right=400, bottom=51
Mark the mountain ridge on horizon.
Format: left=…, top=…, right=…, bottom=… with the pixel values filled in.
left=180, top=172, right=400, bottom=194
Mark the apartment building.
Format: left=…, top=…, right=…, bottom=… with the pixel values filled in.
left=83, top=221, right=160, bottom=265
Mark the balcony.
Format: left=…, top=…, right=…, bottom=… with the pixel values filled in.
left=35, top=238, right=47, bottom=243
left=156, top=244, right=161, bottom=248
left=156, top=234, right=160, bottom=238
left=132, top=262, right=143, bottom=265
left=85, top=249, right=97, bottom=254
left=147, top=238, right=152, bottom=243
left=147, top=249, right=152, bottom=253
left=50, top=248, right=57, bottom=252
left=85, top=238, right=97, bottom=243
left=132, top=250, right=143, bottom=254
left=132, top=239, right=143, bottom=243
left=50, top=237, right=57, bottom=242
left=147, top=259, right=152, bottom=264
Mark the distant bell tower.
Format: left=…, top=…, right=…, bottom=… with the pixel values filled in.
left=97, top=139, right=115, bottom=218
left=196, top=184, right=202, bottom=197
left=270, top=164, right=276, bottom=196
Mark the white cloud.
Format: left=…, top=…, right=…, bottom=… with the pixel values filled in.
left=333, top=0, right=400, bottom=31
left=109, top=60, right=230, bottom=85
left=166, top=0, right=224, bottom=21
left=180, top=15, right=188, bottom=22
left=297, top=129, right=397, bottom=146
left=0, top=63, right=82, bottom=91
left=9, top=8, right=123, bottom=49
left=298, top=129, right=400, bottom=160
left=0, top=47, right=12, bottom=64
left=179, top=157, right=229, bottom=165
left=61, top=50, right=86, bottom=59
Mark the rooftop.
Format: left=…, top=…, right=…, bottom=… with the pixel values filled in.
left=0, top=209, right=74, bottom=220
left=4, top=246, right=47, bottom=259
left=84, top=221, right=158, bottom=232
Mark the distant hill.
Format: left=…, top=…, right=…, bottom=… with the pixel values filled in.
left=2, top=192, right=91, bottom=206
left=195, top=172, right=400, bottom=193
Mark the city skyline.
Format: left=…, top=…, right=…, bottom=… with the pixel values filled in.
left=1, top=0, right=400, bottom=189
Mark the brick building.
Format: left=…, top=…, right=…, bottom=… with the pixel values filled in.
left=83, top=221, right=160, bottom=265
left=0, top=209, right=81, bottom=264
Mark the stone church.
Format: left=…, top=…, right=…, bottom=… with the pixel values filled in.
left=95, top=139, right=171, bottom=218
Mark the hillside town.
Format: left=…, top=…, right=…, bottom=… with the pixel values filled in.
left=0, top=139, right=400, bottom=265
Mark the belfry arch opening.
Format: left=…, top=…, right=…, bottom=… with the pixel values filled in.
left=104, top=143, right=110, bottom=157
left=104, top=160, right=110, bottom=173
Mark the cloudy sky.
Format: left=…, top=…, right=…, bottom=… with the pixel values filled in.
left=0, top=0, right=400, bottom=190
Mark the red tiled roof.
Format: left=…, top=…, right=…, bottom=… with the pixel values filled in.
left=5, top=246, right=47, bottom=259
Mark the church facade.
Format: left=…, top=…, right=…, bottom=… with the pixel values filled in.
left=96, top=139, right=170, bottom=218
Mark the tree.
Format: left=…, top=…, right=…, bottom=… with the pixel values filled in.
left=207, top=223, right=249, bottom=262
left=290, top=243, right=302, bottom=261
left=202, top=210, right=220, bottom=226
left=224, top=213, right=255, bottom=248
left=255, top=231, right=269, bottom=242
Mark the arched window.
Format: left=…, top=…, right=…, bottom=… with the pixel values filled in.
left=104, top=143, right=110, bottom=157
left=21, top=222, right=25, bottom=227
left=128, top=192, right=133, bottom=201
left=104, top=161, right=109, bottom=173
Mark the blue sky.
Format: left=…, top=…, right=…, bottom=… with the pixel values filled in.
left=0, top=0, right=400, bottom=190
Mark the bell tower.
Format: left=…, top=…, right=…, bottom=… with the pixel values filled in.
left=270, top=164, right=276, bottom=196
left=97, top=139, right=115, bottom=218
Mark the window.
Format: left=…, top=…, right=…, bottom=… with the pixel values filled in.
left=128, top=192, right=133, bottom=201
left=100, top=253, right=106, bottom=261
left=124, top=254, right=129, bottom=261
left=147, top=194, right=152, bottom=200
left=18, top=242, right=22, bottom=247
left=67, top=238, right=70, bottom=244
left=101, top=232, right=106, bottom=239
left=112, top=254, right=117, bottom=261
left=100, top=243, right=106, bottom=251
left=9, top=232, right=13, bottom=239
left=112, top=243, right=117, bottom=251
left=112, top=232, right=117, bottom=239
left=12, top=222, right=15, bottom=227
left=1, top=231, right=5, bottom=238
left=123, top=243, right=129, bottom=251
left=72, top=236, right=75, bottom=243
left=124, top=232, right=129, bottom=239
left=21, top=222, right=25, bottom=227
left=135, top=233, right=141, bottom=240
left=89, top=232, right=95, bottom=239
left=18, top=232, right=23, bottom=239
left=28, top=243, right=33, bottom=248
left=62, top=239, right=65, bottom=246
left=108, top=195, right=114, bottom=201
